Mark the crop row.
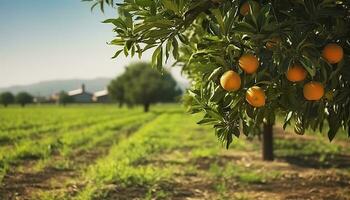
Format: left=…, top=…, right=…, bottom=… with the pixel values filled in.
left=75, top=113, right=198, bottom=200
left=0, top=109, right=142, bottom=144
left=0, top=111, right=155, bottom=183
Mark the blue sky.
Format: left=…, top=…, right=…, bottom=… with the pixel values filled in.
left=0, top=0, right=185, bottom=88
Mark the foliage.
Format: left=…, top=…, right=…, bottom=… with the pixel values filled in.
left=1, top=105, right=350, bottom=199
left=82, top=0, right=115, bottom=12
left=0, top=92, right=15, bottom=107
left=108, top=62, right=182, bottom=112
left=58, top=91, right=74, bottom=106
left=108, top=75, right=126, bottom=107
left=0, top=105, right=153, bottom=183
left=15, top=92, right=33, bottom=107
left=95, top=0, right=350, bottom=147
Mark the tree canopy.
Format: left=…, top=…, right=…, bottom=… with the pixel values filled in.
left=108, top=62, right=182, bottom=112
left=92, top=0, right=350, bottom=148
left=16, top=92, right=33, bottom=107
left=108, top=75, right=127, bottom=107
left=0, top=92, right=15, bottom=107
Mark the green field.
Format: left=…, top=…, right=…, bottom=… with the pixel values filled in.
left=0, top=105, right=349, bottom=200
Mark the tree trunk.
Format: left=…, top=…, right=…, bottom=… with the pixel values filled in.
left=262, top=122, right=274, bottom=161
left=118, top=102, right=123, bottom=108
left=144, top=103, right=150, bottom=112
left=4, top=104, right=8, bottom=108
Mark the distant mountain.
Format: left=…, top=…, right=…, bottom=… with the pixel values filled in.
left=0, top=78, right=112, bottom=97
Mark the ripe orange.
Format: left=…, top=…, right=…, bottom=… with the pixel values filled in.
left=303, top=81, right=324, bottom=101
left=322, top=43, right=344, bottom=64
left=246, top=86, right=266, bottom=107
left=240, top=2, right=250, bottom=16
left=239, top=54, right=259, bottom=74
left=220, top=70, right=241, bottom=91
left=286, top=64, right=307, bottom=82
left=266, top=37, right=281, bottom=50
left=240, top=1, right=259, bottom=16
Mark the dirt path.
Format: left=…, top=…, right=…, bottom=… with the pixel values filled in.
left=105, top=126, right=350, bottom=200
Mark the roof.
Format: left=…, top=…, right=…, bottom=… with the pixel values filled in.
left=93, top=90, right=108, bottom=98
left=68, top=89, right=92, bottom=96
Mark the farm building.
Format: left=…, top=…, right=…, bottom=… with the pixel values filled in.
left=68, top=84, right=93, bottom=103
left=93, top=89, right=110, bottom=103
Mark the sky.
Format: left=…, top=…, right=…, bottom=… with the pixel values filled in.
left=0, top=0, right=186, bottom=88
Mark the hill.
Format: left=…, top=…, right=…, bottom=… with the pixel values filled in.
left=0, top=77, right=189, bottom=97
left=0, top=78, right=111, bottom=96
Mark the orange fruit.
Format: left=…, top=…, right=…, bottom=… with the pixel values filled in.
left=220, top=70, right=241, bottom=91
left=240, top=1, right=259, bottom=16
left=322, top=43, right=344, bottom=64
left=303, top=81, right=324, bottom=101
left=240, top=2, right=251, bottom=16
left=239, top=54, right=259, bottom=74
left=246, top=86, right=266, bottom=107
left=286, top=64, right=307, bottom=82
left=266, top=37, right=281, bottom=50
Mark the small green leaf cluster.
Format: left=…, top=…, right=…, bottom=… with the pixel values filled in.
left=83, top=0, right=114, bottom=12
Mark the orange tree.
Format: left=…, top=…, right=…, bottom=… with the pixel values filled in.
left=88, top=0, right=350, bottom=160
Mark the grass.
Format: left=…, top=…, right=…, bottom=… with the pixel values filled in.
left=0, top=104, right=349, bottom=200
left=208, top=162, right=280, bottom=184
left=76, top=113, right=189, bottom=199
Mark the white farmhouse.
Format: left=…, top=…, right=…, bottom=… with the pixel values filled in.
left=68, top=84, right=93, bottom=103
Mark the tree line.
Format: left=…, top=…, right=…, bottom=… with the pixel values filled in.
left=1, top=62, right=182, bottom=111
left=0, top=92, right=33, bottom=107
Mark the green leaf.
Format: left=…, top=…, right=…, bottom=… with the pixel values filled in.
left=152, top=45, right=162, bottom=67
left=300, top=56, right=316, bottom=77
left=165, top=38, right=172, bottom=62
left=162, top=0, right=179, bottom=14
left=206, top=109, right=223, bottom=121
left=111, top=49, right=123, bottom=59
left=234, top=22, right=256, bottom=33
left=208, top=67, right=223, bottom=81
left=172, top=38, right=179, bottom=59
left=328, top=126, right=338, bottom=142
left=211, top=9, right=225, bottom=33
left=123, top=45, right=129, bottom=57
left=283, top=111, right=293, bottom=130
left=294, top=115, right=305, bottom=135
left=327, top=109, right=341, bottom=142
left=197, top=118, right=219, bottom=125
left=135, top=0, right=153, bottom=7
left=156, top=47, right=163, bottom=70
left=103, top=18, right=128, bottom=30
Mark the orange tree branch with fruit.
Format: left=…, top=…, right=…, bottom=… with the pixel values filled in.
left=89, top=0, right=350, bottom=160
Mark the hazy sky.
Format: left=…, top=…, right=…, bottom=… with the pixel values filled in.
left=0, top=0, right=186, bottom=88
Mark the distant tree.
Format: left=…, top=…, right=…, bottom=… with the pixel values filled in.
left=58, top=91, right=74, bottom=106
left=108, top=62, right=182, bottom=112
left=108, top=76, right=126, bottom=107
left=16, top=92, right=33, bottom=107
left=0, top=92, right=15, bottom=107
